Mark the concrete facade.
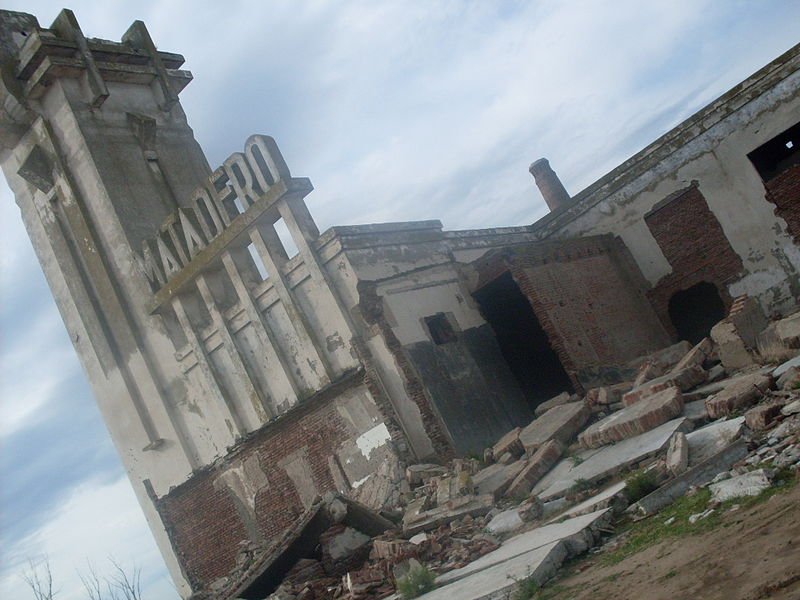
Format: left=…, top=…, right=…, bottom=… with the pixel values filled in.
left=2, top=10, right=798, bottom=598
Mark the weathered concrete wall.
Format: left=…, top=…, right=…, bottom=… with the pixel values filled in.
left=534, top=44, right=800, bottom=318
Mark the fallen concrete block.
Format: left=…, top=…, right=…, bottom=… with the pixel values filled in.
left=671, top=337, right=714, bottom=373
left=422, top=510, right=612, bottom=600
left=629, top=340, right=693, bottom=373
left=686, top=416, right=745, bottom=466
left=406, top=464, right=448, bottom=487
left=711, top=296, right=767, bottom=370
left=622, top=365, right=706, bottom=407
left=519, top=401, right=590, bottom=454
left=505, top=440, right=562, bottom=499
left=705, top=373, right=773, bottom=419
left=580, top=387, right=684, bottom=449
left=745, top=401, right=786, bottom=431
left=534, top=391, right=573, bottom=417
left=683, top=399, right=708, bottom=424
left=777, top=366, right=800, bottom=391
left=709, top=468, right=771, bottom=502
left=492, top=427, right=524, bottom=458
left=536, top=418, right=690, bottom=501
left=546, top=481, right=628, bottom=523
left=782, top=399, right=800, bottom=416
left=473, top=461, right=526, bottom=500
left=757, top=311, right=800, bottom=362
left=485, top=507, right=525, bottom=535
left=666, top=431, right=688, bottom=476
left=587, top=382, right=634, bottom=407
left=403, top=494, right=495, bottom=536
left=632, top=438, right=748, bottom=516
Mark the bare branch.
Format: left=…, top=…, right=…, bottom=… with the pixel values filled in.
left=21, top=557, right=56, bottom=600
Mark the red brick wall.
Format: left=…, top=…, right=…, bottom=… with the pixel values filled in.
left=157, top=375, right=394, bottom=590
left=765, top=163, right=800, bottom=243
left=645, top=184, right=743, bottom=331
left=473, top=236, right=669, bottom=390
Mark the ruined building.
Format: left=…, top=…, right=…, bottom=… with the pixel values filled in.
left=1, top=9, right=798, bottom=598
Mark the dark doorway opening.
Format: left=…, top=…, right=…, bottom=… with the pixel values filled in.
left=667, top=281, right=726, bottom=345
left=473, top=272, right=573, bottom=409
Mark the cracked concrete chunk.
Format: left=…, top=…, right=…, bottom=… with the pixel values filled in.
left=505, top=440, right=562, bottom=499
left=519, top=401, right=589, bottom=454
left=622, top=365, right=706, bottom=406
left=709, top=468, right=771, bottom=502
left=580, top=387, right=684, bottom=449
left=705, top=373, right=773, bottom=419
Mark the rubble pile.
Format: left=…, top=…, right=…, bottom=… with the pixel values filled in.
left=232, top=301, right=800, bottom=600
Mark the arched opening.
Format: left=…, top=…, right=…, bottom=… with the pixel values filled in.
left=473, top=272, right=574, bottom=410
left=668, top=282, right=726, bottom=344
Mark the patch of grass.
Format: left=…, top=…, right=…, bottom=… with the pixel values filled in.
left=397, top=565, right=436, bottom=599
left=568, top=478, right=593, bottom=495
left=661, top=569, right=678, bottom=580
left=624, top=469, right=659, bottom=503
left=511, top=575, right=540, bottom=600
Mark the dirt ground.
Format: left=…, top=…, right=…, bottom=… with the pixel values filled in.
left=542, top=480, right=800, bottom=600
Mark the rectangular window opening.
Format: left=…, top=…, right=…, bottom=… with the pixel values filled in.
left=274, top=217, right=299, bottom=258
left=247, top=243, right=269, bottom=280
left=747, top=121, right=800, bottom=182
left=425, top=313, right=457, bottom=345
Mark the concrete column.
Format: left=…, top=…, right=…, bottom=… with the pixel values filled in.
left=529, top=158, right=570, bottom=212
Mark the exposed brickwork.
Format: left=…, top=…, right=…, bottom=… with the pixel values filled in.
left=645, top=184, right=743, bottom=332
left=765, top=163, right=800, bottom=244
left=357, top=281, right=455, bottom=459
left=473, top=236, right=669, bottom=390
left=157, top=374, right=396, bottom=590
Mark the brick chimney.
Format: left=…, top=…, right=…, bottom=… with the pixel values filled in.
left=529, top=158, right=570, bottom=212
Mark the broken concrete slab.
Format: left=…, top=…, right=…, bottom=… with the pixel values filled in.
left=473, top=461, right=527, bottom=500
left=547, top=481, right=628, bottom=523
left=686, top=416, right=745, bottom=466
left=536, top=418, right=690, bottom=501
left=666, top=431, right=688, bottom=476
left=773, top=354, right=800, bottom=378
left=425, top=509, right=612, bottom=598
left=632, top=438, right=748, bottom=516
left=505, top=440, right=562, bottom=499
left=683, top=399, right=708, bottom=424
left=745, top=401, right=787, bottom=431
left=519, top=401, right=590, bottom=454
left=485, top=507, right=525, bottom=535
left=777, top=366, right=800, bottom=390
left=671, top=337, right=714, bottom=373
left=534, top=391, right=573, bottom=417
left=782, top=399, right=800, bottom=416
left=629, top=340, right=693, bottom=373
left=757, top=311, right=800, bottom=362
left=709, top=468, right=771, bottom=502
left=711, top=297, right=768, bottom=371
left=705, top=372, right=773, bottom=419
left=403, top=494, right=495, bottom=536
left=622, top=365, right=705, bottom=406
left=492, top=427, right=524, bottom=458
left=406, top=464, right=449, bottom=487
left=580, top=387, right=684, bottom=449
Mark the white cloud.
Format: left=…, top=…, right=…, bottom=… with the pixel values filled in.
left=0, top=475, right=178, bottom=600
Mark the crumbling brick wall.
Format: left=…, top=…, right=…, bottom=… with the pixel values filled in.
left=474, top=236, right=669, bottom=390
left=765, top=163, right=800, bottom=243
left=645, top=184, right=743, bottom=331
left=157, top=376, right=393, bottom=590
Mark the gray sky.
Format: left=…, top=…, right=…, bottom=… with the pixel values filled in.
left=1, top=1, right=799, bottom=598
